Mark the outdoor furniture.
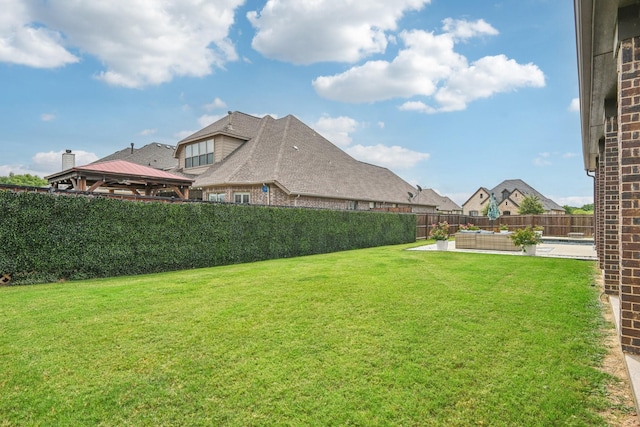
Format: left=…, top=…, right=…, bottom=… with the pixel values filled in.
left=454, top=232, right=520, bottom=251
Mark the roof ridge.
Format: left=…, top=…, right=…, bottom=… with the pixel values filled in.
left=273, top=115, right=293, bottom=183
left=223, top=116, right=272, bottom=180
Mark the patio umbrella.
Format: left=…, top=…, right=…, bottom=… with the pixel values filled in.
left=487, top=192, right=500, bottom=230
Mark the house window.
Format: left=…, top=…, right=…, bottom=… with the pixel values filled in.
left=208, top=193, right=225, bottom=202
left=185, top=139, right=214, bottom=168
left=234, top=192, right=250, bottom=204
left=503, top=211, right=511, bottom=215
left=470, top=210, right=479, bottom=217
left=348, top=201, right=358, bottom=210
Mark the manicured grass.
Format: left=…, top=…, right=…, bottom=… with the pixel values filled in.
left=0, top=243, right=615, bottom=425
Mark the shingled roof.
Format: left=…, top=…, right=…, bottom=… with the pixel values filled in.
left=417, top=188, right=462, bottom=212
left=96, top=143, right=177, bottom=171
left=189, top=113, right=434, bottom=207
left=490, top=179, right=564, bottom=212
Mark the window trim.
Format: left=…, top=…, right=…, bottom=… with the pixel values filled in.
left=185, top=139, right=214, bottom=169
left=234, top=192, right=250, bottom=204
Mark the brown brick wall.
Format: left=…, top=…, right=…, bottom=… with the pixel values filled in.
left=618, top=36, right=640, bottom=354
left=597, top=144, right=605, bottom=269
left=604, top=114, right=620, bottom=294
left=203, top=184, right=420, bottom=212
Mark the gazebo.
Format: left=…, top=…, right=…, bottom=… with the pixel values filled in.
left=46, top=160, right=194, bottom=199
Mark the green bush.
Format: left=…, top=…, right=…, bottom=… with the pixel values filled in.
left=0, top=191, right=416, bottom=285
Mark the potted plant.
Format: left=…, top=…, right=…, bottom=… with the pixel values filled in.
left=499, top=224, right=509, bottom=234
left=509, top=226, right=542, bottom=255
left=430, top=221, right=450, bottom=250
left=533, top=225, right=544, bottom=237
left=458, top=223, right=480, bottom=233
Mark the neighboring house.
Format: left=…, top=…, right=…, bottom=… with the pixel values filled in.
left=94, top=142, right=178, bottom=171
left=575, top=0, right=640, bottom=355
left=462, top=179, right=565, bottom=216
left=418, top=188, right=462, bottom=214
left=173, top=111, right=438, bottom=212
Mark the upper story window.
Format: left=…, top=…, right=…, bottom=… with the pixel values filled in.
left=185, top=139, right=214, bottom=168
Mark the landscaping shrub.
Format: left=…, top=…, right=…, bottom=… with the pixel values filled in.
left=0, top=191, right=416, bottom=285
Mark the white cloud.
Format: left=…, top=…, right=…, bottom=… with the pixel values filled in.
left=399, top=101, right=436, bottom=114
left=139, top=129, right=157, bottom=136
left=377, top=122, right=385, bottom=129
left=2, top=0, right=244, bottom=87
left=41, top=113, right=56, bottom=122
left=346, top=144, right=430, bottom=170
left=0, top=150, right=99, bottom=178
left=313, top=22, right=544, bottom=112
left=434, top=54, right=545, bottom=112
left=204, top=97, right=227, bottom=111
left=0, top=0, right=79, bottom=68
left=569, top=97, right=580, bottom=112
left=314, top=115, right=359, bottom=147
left=247, top=0, right=430, bottom=64
left=562, top=152, right=577, bottom=159
left=441, top=18, right=498, bottom=41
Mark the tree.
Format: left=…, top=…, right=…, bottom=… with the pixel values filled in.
left=0, top=173, right=48, bottom=187
left=518, top=195, right=545, bottom=215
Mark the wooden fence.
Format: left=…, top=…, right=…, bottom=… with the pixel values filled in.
left=416, top=214, right=593, bottom=240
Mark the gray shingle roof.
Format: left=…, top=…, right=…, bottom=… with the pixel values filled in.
left=96, top=143, right=177, bottom=171
left=191, top=113, right=436, bottom=207
left=490, top=179, right=564, bottom=211
left=417, top=188, right=462, bottom=212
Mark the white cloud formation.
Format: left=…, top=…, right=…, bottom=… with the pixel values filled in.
left=247, top=0, right=430, bottom=64
left=41, top=113, right=56, bottom=122
left=314, top=115, right=359, bottom=147
left=441, top=18, right=498, bottom=41
left=433, top=54, right=545, bottom=112
left=204, top=97, right=228, bottom=111
left=313, top=20, right=544, bottom=112
left=1, top=0, right=244, bottom=88
left=569, top=97, right=580, bottom=112
left=0, top=0, right=79, bottom=68
left=0, top=150, right=99, bottom=177
left=346, top=144, right=430, bottom=170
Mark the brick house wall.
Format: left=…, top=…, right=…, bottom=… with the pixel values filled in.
left=603, top=111, right=620, bottom=294
left=203, top=185, right=428, bottom=212
left=617, top=31, right=640, bottom=354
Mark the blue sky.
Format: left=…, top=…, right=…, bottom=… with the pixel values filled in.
left=0, top=0, right=588, bottom=207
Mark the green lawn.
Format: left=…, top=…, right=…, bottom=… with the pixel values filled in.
left=0, top=243, right=622, bottom=426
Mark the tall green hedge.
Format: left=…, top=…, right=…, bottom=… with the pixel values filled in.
left=0, top=191, right=416, bottom=285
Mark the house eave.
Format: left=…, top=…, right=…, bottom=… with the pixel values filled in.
left=575, top=0, right=634, bottom=171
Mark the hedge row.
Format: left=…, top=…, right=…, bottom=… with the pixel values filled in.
left=0, top=191, right=416, bottom=285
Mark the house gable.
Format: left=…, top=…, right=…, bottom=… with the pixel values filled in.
left=185, top=112, right=437, bottom=210
left=462, top=187, right=490, bottom=216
